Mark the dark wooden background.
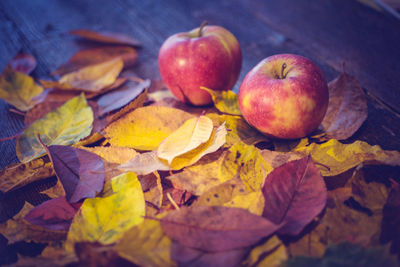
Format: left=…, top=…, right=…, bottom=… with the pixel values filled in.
left=1, top=0, right=400, bottom=170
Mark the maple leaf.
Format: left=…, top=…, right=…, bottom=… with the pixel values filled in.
left=0, top=66, right=44, bottom=111
left=16, top=94, right=93, bottom=163
left=262, top=156, right=327, bottom=235
left=69, top=29, right=141, bottom=47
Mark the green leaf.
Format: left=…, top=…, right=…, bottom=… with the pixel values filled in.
left=16, top=94, right=93, bottom=163
left=65, top=172, right=145, bottom=251
left=0, top=66, right=44, bottom=111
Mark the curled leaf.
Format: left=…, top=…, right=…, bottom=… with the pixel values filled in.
left=16, top=94, right=93, bottom=163
left=200, top=87, right=242, bottom=115
left=41, top=58, right=123, bottom=92
left=321, top=72, right=368, bottom=140
left=262, top=156, right=327, bottom=235
left=104, top=106, right=194, bottom=150
left=118, top=151, right=170, bottom=175
left=0, top=66, right=44, bottom=111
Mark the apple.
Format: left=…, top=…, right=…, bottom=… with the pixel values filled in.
left=238, top=54, right=329, bottom=139
left=158, top=22, right=242, bottom=106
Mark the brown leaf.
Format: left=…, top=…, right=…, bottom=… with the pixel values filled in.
left=160, top=206, right=280, bottom=252
left=8, top=53, right=37, bottom=74
left=262, top=156, right=327, bottom=235
left=52, top=46, right=137, bottom=76
left=320, top=72, right=368, bottom=140
left=70, top=29, right=141, bottom=47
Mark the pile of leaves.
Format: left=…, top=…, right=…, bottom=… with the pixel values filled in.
left=0, top=29, right=400, bottom=267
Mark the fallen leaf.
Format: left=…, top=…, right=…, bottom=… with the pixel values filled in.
left=285, top=242, right=398, bottom=267
left=52, top=46, right=137, bottom=76
left=0, top=158, right=54, bottom=193
left=0, top=202, right=66, bottom=244
left=206, top=113, right=268, bottom=146
left=118, top=151, right=170, bottom=175
left=168, top=122, right=227, bottom=170
left=41, top=58, right=123, bottom=92
left=170, top=241, right=248, bottom=267
left=78, top=146, right=137, bottom=164
left=320, top=72, right=368, bottom=140
left=242, top=235, right=288, bottom=267
left=381, top=182, right=400, bottom=259
left=157, top=116, right=214, bottom=164
left=293, top=139, right=400, bottom=176
left=200, top=87, right=242, bottom=115
left=8, top=53, right=37, bottom=74
left=65, top=172, right=145, bottom=251
left=70, top=29, right=141, bottom=47
left=0, top=66, right=44, bottom=111
left=148, top=89, right=175, bottom=102
left=24, top=95, right=65, bottom=125
left=262, top=156, right=327, bottom=235
left=44, top=145, right=105, bottom=203
left=160, top=206, right=280, bottom=252
left=116, top=219, right=176, bottom=267
left=97, top=79, right=150, bottom=116
left=144, top=171, right=163, bottom=210
left=104, top=106, right=194, bottom=150
left=259, top=149, right=304, bottom=169
left=24, top=196, right=80, bottom=231
left=16, top=94, right=93, bottom=163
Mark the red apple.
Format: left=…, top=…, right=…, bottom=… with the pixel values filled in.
left=238, top=54, right=329, bottom=139
left=158, top=22, right=242, bottom=106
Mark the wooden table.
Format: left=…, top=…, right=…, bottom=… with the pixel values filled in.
left=1, top=0, right=399, bottom=168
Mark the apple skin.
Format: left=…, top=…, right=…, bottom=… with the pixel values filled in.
left=238, top=54, right=329, bottom=139
left=158, top=24, right=242, bottom=106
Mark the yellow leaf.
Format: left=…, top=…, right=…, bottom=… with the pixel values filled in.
left=0, top=66, right=44, bottom=111
left=200, top=87, right=242, bottom=115
left=220, top=141, right=272, bottom=192
left=243, top=235, right=288, bottom=267
left=293, top=139, right=400, bottom=176
left=148, top=89, right=176, bottom=102
left=157, top=116, right=214, bottom=164
left=116, top=219, right=176, bottom=267
left=119, top=151, right=170, bottom=175
left=206, top=113, right=268, bottom=146
left=169, top=122, right=227, bottom=170
left=17, top=94, right=93, bottom=163
left=104, top=106, right=194, bottom=150
left=78, top=146, right=137, bottom=164
left=0, top=202, right=66, bottom=244
left=0, top=158, right=54, bottom=192
left=41, top=58, right=123, bottom=92
left=65, top=172, right=145, bottom=251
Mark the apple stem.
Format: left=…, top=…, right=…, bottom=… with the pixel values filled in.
left=198, top=21, right=208, bottom=37
left=281, top=63, right=287, bottom=79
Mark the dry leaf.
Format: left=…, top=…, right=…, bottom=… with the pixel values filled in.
left=200, top=87, right=242, bottom=115
left=262, top=156, right=327, bottom=235
left=41, top=58, right=123, bottom=92
left=293, top=139, right=400, bottom=176
left=104, top=106, right=194, bottom=150
left=52, top=46, right=137, bottom=76
left=160, top=206, right=280, bottom=252
left=148, top=89, right=175, bottom=102
left=320, top=72, right=368, bottom=140
left=78, top=146, right=137, bottom=164
left=8, top=53, right=37, bottom=74
left=97, top=79, right=150, bottom=116
left=16, top=94, right=93, bottom=163
left=116, top=219, right=176, bottom=267
left=0, top=66, right=44, bottom=111
left=70, top=29, right=141, bottom=47
left=206, top=113, right=268, bottom=146
left=157, top=116, right=214, bottom=164
left=0, top=158, right=54, bottom=193
left=259, top=149, right=304, bottom=168
left=118, top=151, right=170, bottom=175
left=242, top=235, right=288, bottom=267
left=65, top=172, right=145, bottom=251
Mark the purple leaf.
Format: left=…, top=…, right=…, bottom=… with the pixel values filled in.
left=262, top=156, right=327, bottom=235
left=47, top=145, right=105, bottom=203
left=160, top=206, right=279, bottom=252
left=25, top=196, right=81, bottom=231
left=8, top=53, right=37, bottom=75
